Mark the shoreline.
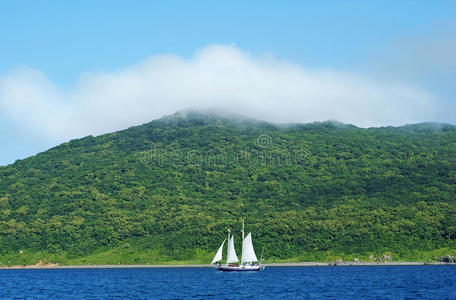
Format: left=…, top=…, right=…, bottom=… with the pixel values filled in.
left=1, top=262, right=455, bottom=270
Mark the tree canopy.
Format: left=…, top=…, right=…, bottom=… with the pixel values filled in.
left=1, top=111, right=455, bottom=264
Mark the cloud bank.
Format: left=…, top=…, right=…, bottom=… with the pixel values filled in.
left=0, top=44, right=453, bottom=142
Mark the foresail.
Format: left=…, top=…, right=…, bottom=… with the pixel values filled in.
left=227, top=235, right=239, bottom=263
left=211, top=239, right=226, bottom=264
left=241, top=232, right=258, bottom=262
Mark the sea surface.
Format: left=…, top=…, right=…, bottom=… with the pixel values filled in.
left=0, top=265, right=455, bottom=299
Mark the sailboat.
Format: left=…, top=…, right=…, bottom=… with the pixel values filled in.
left=211, top=219, right=264, bottom=272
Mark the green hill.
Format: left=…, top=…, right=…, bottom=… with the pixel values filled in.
left=1, top=111, right=456, bottom=265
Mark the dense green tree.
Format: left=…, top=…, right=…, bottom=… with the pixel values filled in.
left=0, top=111, right=455, bottom=263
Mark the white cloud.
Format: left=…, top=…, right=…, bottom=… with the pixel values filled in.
left=0, top=44, right=453, bottom=142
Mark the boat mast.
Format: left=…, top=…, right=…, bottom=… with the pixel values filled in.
left=241, top=218, right=245, bottom=264
left=227, top=229, right=230, bottom=267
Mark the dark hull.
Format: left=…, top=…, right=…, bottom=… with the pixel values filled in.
left=217, top=265, right=263, bottom=272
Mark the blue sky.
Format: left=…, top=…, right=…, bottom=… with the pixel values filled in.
left=1, top=1, right=455, bottom=166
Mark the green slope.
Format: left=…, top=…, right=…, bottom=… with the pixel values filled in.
left=1, top=111, right=456, bottom=265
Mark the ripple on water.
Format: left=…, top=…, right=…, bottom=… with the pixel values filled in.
left=0, top=266, right=455, bottom=299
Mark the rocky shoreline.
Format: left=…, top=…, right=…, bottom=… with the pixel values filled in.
left=1, top=261, right=456, bottom=270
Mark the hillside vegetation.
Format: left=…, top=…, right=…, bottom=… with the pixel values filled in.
left=1, top=111, right=456, bottom=265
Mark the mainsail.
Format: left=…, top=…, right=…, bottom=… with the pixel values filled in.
left=227, top=235, right=239, bottom=263
left=241, top=232, right=258, bottom=262
left=211, top=239, right=226, bottom=264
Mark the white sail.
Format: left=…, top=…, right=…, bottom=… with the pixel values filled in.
left=211, top=239, right=226, bottom=264
left=227, top=235, right=239, bottom=263
left=241, top=232, right=258, bottom=262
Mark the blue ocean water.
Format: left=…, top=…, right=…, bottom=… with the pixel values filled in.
left=0, top=266, right=455, bottom=299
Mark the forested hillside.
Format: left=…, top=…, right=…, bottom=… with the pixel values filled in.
left=1, top=111, right=455, bottom=265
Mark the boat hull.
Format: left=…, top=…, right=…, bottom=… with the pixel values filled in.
left=217, top=265, right=263, bottom=272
